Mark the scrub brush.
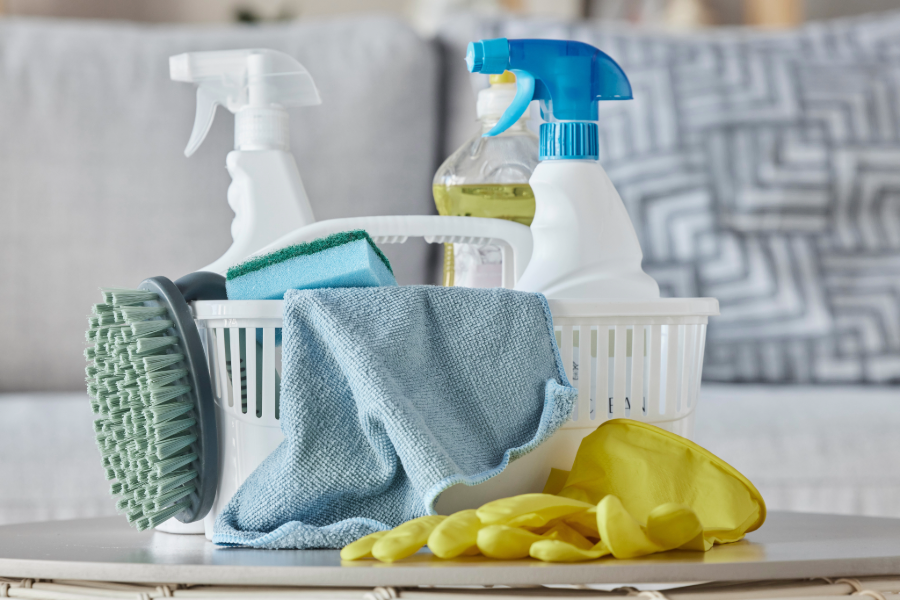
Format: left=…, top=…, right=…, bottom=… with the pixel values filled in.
left=84, top=272, right=222, bottom=530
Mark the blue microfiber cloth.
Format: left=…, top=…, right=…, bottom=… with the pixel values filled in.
left=213, top=285, right=577, bottom=549
left=226, top=230, right=397, bottom=300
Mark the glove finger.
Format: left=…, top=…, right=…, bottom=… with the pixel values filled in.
left=476, top=525, right=543, bottom=560
left=340, top=529, right=389, bottom=561
left=596, top=495, right=663, bottom=559
left=529, top=539, right=610, bottom=562
left=428, top=509, right=482, bottom=559
left=372, top=515, right=447, bottom=563
left=477, top=493, right=593, bottom=528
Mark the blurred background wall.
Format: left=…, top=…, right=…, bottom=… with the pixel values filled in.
left=3, top=0, right=900, bottom=30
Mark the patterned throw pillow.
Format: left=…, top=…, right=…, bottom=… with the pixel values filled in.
left=470, top=13, right=900, bottom=383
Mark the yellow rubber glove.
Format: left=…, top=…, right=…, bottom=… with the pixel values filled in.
left=532, top=499, right=701, bottom=561
left=477, top=493, right=594, bottom=528
left=562, top=507, right=599, bottom=540
left=371, top=515, right=446, bottom=562
left=595, top=495, right=664, bottom=559
left=339, top=529, right=389, bottom=560
left=476, top=518, right=597, bottom=560
left=645, top=502, right=705, bottom=551
left=427, top=509, right=482, bottom=558
left=529, top=539, right=610, bottom=562
left=477, top=525, right=544, bottom=559
left=542, top=522, right=594, bottom=550
left=559, top=420, right=765, bottom=547
left=344, top=420, right=764, bottom=563
left=344, top=497, right=706, bottom=562
left=596, top=495, right=705, bottom=559
left=541, top=467, right=570, bottom=495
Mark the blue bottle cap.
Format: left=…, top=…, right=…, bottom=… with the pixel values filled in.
left=540, top=122, right=599, bottom=160
left=466, top=39, right=510, bottom=74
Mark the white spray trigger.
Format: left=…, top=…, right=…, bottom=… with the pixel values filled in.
left=484, top=69, right=534, bottom=137
left=170, top=49, right=321, bottom=156
left=184, top=86, right=223, bottom=157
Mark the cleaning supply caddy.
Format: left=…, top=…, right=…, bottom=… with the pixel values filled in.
left=86, top=40, right=718, bottom=540
left=185, top=38, right=718, bottom=537
left=192, top=224, right=716, bottom=537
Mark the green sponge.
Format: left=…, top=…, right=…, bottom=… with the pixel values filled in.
left=226, top=230, right=397, bottom=300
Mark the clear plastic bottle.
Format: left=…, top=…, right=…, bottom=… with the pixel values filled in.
left=433, top=72, right=539, bottom=288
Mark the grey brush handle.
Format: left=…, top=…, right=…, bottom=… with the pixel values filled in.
left=139, top=275, right=220, bottom=525
left=176, top=271, right=228, bottom=302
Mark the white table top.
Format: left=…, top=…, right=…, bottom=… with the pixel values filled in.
left=0, top=512, right=897, bottom=587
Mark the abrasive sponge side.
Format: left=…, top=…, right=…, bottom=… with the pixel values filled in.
left=225, top=230, right=397, bottom=300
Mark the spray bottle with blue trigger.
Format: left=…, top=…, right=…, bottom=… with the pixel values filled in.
left=466, top=38, right=660, bottom=300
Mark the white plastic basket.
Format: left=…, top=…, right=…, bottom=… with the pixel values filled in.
left=190, top=216, right=718, bottom=535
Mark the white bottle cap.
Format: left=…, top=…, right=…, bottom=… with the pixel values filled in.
left=476, top=73, right=529, bottom=121
left=235, top=107, right=290, bottom=151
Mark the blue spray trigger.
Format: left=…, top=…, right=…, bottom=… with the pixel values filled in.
left=468, top=38, right=631, bottom=125
left=484, top=69, right=534, bottom=137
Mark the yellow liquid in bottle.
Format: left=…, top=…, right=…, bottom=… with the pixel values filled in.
left=433, top=184, right=535, bottom=287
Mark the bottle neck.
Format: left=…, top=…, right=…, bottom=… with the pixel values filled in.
left=539, top=122, right=598, bottom=160
left=234, top=106, right=290, bottom=152
left=480, top=117, right=528, bottom=135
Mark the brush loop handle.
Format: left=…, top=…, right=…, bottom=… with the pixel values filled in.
left=140, top=276, right=219, bottom=524
left=176, top=272, right=227, bottom=302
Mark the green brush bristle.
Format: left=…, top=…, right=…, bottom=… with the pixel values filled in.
left=149, top=401, right=193, bottom=424
left=131, top=320, right=173, bottom=338
left=101, top=288, right=158, bottom=305
left=128, top=337, right=179, bottom=359
left=145, top=498, right=192, bottom=530
left=120, top=306, right=167, bottom=321
left=153, top=470, right=198, bottom=496
left=156, top=434, right=197, bottom=460
left=154, top=452, right=198, bottom=477
left=147, top=383, right=189, bottom=400
left=84, top=287, right=200, bottom=531
left=98, top=312, right=117, bottom=326
left=151, top=485, right=195, bottom=512
left=146, top=368, right=187, bottom=387
left=143, top=354, right=184, bottom=373
left=155, top=417, right=196, bottom=441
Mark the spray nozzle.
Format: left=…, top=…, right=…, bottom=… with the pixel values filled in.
left=170, top=49, right=321, bottom=157
left=466, top=38, right=632, bottom=139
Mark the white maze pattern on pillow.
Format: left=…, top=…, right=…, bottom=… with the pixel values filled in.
left=486, top=12, right=900, bottom=382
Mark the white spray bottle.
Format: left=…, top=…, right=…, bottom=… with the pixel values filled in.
left=466, top=39, right=660, bottom=300
left=170, top=49, right=320, bottom=275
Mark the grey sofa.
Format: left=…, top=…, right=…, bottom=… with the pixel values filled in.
left=0, top=15, right=442, bottom=392
left=2, top=12, right=900, bottom=526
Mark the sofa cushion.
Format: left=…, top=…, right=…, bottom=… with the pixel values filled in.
left=0, top=16, right=439, bottom=391
left=438, top=12, right=900, bottom=383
